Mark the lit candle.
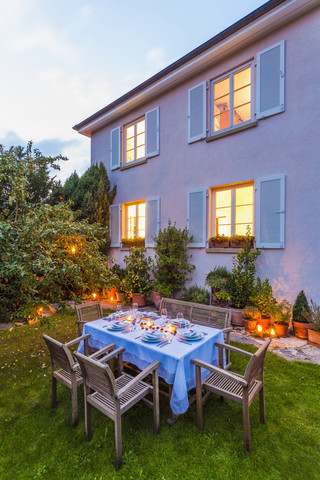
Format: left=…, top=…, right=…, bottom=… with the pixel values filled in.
left=257, top=325, right=263, bottom=333
left=270, top=328, right=276, bottom=337
left=92, top=293, right=97, bottom=299
left=146, top=320, right=153, bottom=328
left=127, top=314, right=132, bottom=322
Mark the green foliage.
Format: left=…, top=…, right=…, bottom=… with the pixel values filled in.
left=178, top=285, right=210, bottom=305
left=121, top=237, right=145, bottom=248
left=302, top=299, right=320, bottom=332
left=122, top=247, right=153, bottom=297
left=209, top=234, right=230, bottom=244
left=0, top=142, right=65, bottom=221
left=292, top=290, right=310, bottom=323
left=229, top=242, right=261, bottom=309
left=215, top=290, right=231, bottom=303
left=250, top=277, right=277, bottom=318
left=273, top=299, right=292, bottom=325
left=0, top=203, right=115, bottom=323
left=242, top=306, right=259, bottom=320
left=205, top=266, right=231, bottom=290
left=110, top=263, right=127, bottom=293
left=230, top=234, right=255, bottom=245
left=152, top=221, right=195, bottom=297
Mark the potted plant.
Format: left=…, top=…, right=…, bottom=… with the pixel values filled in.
left=110, top=264, right=127, bottom=302
left=250, top=278, right=277, bottom=330
left=121, top=237, right=145, bottom=248
left=273, top=299, right=292, bottom=337
left=152, top=221, right=195, bottom=299
left=228, top=238, right=261, bottom=326
left=122, top=247, right=153, bottom=307
left=292, top=290, right=311, bottom=339
left=215, top=291, right=231, bottom=307
left=209, top=234, right=230, bottom=248
left=242, top=306, right=259, bottom=332
left=230, top=234, right=254, bottom=248
left=205, top=266, right=231, bottom=304
left=302, top=300, right=320, bottom=347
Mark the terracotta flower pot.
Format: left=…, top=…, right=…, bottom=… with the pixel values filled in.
left=293, top=320, right=311, bottom=339
left=231, top=308, right=245, bottom=327
left=132, top=293, right=146, bottom=307
left=152, top=291, right=162, bottom=309
left=230, top=241, right=247, bottom=248
left=209, top=240, right=230, bottom=248
left=274, top=323, right=289, bottom=337
left=257, top=317, right=270, bottom=330
left=307, top=329, right=320, bottom=347
left=245, top=319, right=257, bottom=332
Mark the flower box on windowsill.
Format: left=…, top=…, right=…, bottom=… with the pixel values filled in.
left=121, top=238, right=145, bottom=248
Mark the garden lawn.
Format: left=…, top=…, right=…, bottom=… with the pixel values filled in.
left=0, top=309, right=320, bottom=480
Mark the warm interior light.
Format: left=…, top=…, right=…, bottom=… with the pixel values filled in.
left=257, top=325, right=263, bottom=333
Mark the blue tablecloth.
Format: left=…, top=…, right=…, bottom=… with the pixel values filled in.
left=78, top=319, right=224, bottom=415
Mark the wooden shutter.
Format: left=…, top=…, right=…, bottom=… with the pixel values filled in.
left=256, top=175, right=285, bottom=248
left=257, top=41, right=285, bottom=119
left=145, top=197, right=160, bottom=247
left=188, top=82, right=206, bottom=143
left=110, top=204, right=121, bottom=247
left=187, top=189, right=206, bottom=247
left=110, top=126, right=121, bottom=170
left=146, top=107, right=160, bottom=158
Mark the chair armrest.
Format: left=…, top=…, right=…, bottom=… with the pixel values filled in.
left=115, top=360, right=161, bottom=399
left=89, top=343, right=116, bottom=359
left=215, top=342, right=254, bottom=357
left=65, top=333, right=91, bottom=347
left=192, top=358, right=248, bottom=386
left=222, top=327, right=232, bottom=334
left=98, top=347, right=125, bottom=364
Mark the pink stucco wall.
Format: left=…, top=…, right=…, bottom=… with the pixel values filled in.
left=91, top=6, right=320, bottom=303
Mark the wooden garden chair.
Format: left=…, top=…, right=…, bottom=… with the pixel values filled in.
left=192, top=338, right=271, bottom=452
left=42, top=333, right=115, bottom=426
left=75, top=348, right=161, bottom=470
left=75, top=301, right=103, bottom=336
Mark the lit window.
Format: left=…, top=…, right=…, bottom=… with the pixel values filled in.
left=125, top=118, right=146, bottom=163
left=212, top=65, right=252, bottom=133
left=125, top=202, right=145, bottom=239
left=213, top=184, right=253, bottom=236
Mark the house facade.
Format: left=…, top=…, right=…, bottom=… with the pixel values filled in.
left=74, top=0, right=320, bottom=303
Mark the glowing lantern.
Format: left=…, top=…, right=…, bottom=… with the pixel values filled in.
left=92, top=293, right=97, bottom=299
left=270, top=328, right=276, bottom=337
left=257, top=325, right=263, bottom=333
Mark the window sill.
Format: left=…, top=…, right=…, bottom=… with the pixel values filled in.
left=120, top=158, right=147, bottom=170
left=206, top=121, right=258, bottom=142
left=120, top=247, right=130, bottom=251
left=206, top=247, right=256, bottom=254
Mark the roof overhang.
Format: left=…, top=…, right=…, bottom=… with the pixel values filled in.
left=74, top=0, right=319, bottom=137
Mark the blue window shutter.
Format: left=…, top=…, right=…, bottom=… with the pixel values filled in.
left=110, top=126, right=121, bottom=170
left=257, top=41, right=285, bottom=119
left=146, top=107, right=160, bottom=158
left=256, top=175, right=285, bottom=248
left=145, top=197, right=160, bottom=247
left=188, top=82, right=206, bottom=143
left=110, top=204, right=121, bottom=247
left=187, top=189, right=206, bottom=247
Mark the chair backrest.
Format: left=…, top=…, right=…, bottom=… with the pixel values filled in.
left=75, top=351, right=118, bottom=399
left=75, top=301, right=103, bottom=323
left=244, top=338, right=271, bottom=385
left=159, top=297, right=231, bottom=329
left=43, top=334, right=75, bottom=373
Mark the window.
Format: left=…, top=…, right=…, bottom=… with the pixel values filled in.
left=212, top=65, right=252, bottom=134
left=125, top=118, right=146, bottom=164
left=124, top=201, right=145, bottom=239
left=213, top=183, right=253, bottom=236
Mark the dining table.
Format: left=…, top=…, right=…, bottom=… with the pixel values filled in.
left=78, top=311, right=224, bottom=416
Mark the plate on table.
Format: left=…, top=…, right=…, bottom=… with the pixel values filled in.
left=139, top=311, right=157, bottom=318
left=141, top=330, right=166, bottom=343
left=107, top=320, right=131, bottom=331
left=171, top=318, right=190, bottom=328
left=177, top=328, right=203, bottom=341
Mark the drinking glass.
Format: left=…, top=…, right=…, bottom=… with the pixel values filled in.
left=177, top=311, right=184, bottom=327
left=160, top=308, right=168, bottom=326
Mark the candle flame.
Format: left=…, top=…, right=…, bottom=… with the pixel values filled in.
left=257, top=325, right=263, bottom=333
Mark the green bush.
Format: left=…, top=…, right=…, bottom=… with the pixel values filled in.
left=122, top=247, right=153, bottom=298
left=178, top=285, right=210, bottom=305
left=205, top=266, right=231, bottom=290
left=292, top=290, right=310, bottom=323
left=250, top=278, right=277, bottom=318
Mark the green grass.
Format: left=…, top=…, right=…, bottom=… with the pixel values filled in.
left=0, top=309, right=319, bottom=480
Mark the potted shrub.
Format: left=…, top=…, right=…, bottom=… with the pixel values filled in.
left=273, top=299, right=292, bottom=337
left=152, top=221, right=195, bottom=299
left=178, top=285, right=210, bottom=305
left=229, top=238, right=261, bottom=326
left=242, top=306, right=259, bottom=332
left=250, top=278, right=277, bottom=330
left=292, top=290, right=311, bottom=339
left=110, top=264, right=127, bottom=302
left=209, top=234, right=230, bottom=248
left=302, top=300, right=320, bottom=347
left=122, top=247, right=153, bottom=307
left=215, top=291, right=231, bottom=308
left=205, top=266, right=231, bottom=304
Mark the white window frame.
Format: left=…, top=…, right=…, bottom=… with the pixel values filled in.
left=211, top=182, right=254, bottom=237
left=210, top=62, right=253, bottom=136
left=124, top=116, right=146, bottom=165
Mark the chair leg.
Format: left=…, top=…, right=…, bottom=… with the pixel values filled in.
left=259, top=386, right=266, bottom=424
left=195, top=365, right=204, bottom=430
left=114, top=407, right=122, bottom=470
left=84, top=386, right=92, bottom=441
left=71, top=381, right=78, bottom=427
left=152, top=369, right=160, bottom=434
left=51, top=374, right=57, bottom=408
left=243, top=396, right=251, bottom=452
